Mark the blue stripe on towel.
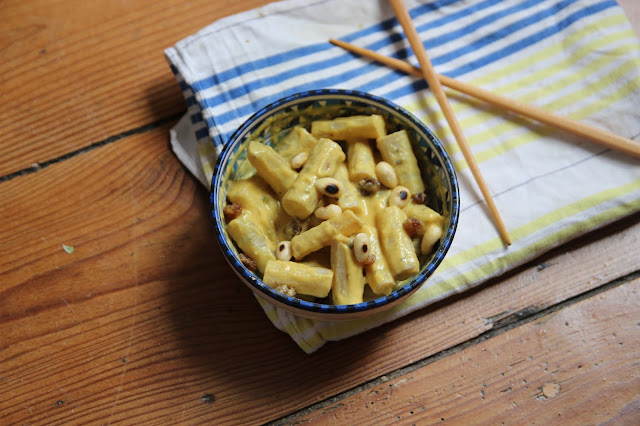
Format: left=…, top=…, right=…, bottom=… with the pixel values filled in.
left=192, top=0, right=506, bottom=112
left=190, top=0, right=466, bottom=93
left=212, top=0, right=617, bottom=144
left=192, top=0, right=508, bottom=122
left=195, top=127, right=210, bottom=140
left=204, top=0, right=614, bottom=136
left=377, top=0, right=615, bottom=99
left=189, top=0, right=616, bottom=147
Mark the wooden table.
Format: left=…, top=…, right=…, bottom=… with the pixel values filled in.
left=2, top=1, right=639, bottom=424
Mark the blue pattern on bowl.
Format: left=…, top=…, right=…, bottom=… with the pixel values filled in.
left=211, top=89, right=459, bottom=318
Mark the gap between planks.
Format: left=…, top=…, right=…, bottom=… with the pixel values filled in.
left=0, top=113, right=183, bottom=184
left=269, top=268, right=640, bottom=426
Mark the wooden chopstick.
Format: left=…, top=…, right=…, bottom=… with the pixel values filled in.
left=330, top=38, right=640, bottom=161
left=388, top=0, right=512, bottom=246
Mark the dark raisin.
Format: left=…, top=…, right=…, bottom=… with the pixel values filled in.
left=403, top=218, right=421, bottom=237
left=238, top=253, right=257, bottom=271
left=358, top=178, right=380, bottom=196
left=223, top=203, right=242, bottom=221
left=412, top=192, right=428, bottom=205
left=399, top=190, right=408, bottom=200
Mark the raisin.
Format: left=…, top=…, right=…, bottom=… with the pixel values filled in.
left=412, top=192, right=428, bottom=205
left=403, top=218, right=422, bottom=237
left=223, top=203, right=242, bottom=221
left=238, top=253, right=257, bottom=271
left=358, top=178, right=380, bottom=196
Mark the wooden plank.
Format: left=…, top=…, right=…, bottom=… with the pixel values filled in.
left=295, top=278, right=640, bottom=425
left=0, top=126, right=295, bottom=425
left=1, top=1, right=639, bottom=424
left=618, top=0, right=640, bottom=37
left=0, top=0, right=272, bottom=177
left=1, top=128, right=640, bottom=423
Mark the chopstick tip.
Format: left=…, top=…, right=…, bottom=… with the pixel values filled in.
left=502, top=233, right=512, bottom=246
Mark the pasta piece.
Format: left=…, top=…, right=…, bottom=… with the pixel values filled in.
left=362, top=226, right=395, bottom=296
left=274, top=126, right=319, bottom=162
left=376, top=206, right=420, bottom=280
left=224, top=114, right=441, bottom=305
left=247, top=141, right=297, bottom=197
left=282, top=138, right=346, bottom=219
left=402, top=203, right=444, bottom=237
left=376, top=130, right=426, bottom=195
left=227, top=176, right=280, bottom=242
left=347, top=140, right=377, bottom=182
left=311, top=115, right=386, bottom=140
left=299, top=246, right=332, bottom=270
left=227, top=211, right=276, bottom=274
left=263, top=260, right=333, bottom=297
left=331, top=238, right=365, bottom=305
left=333, top=163, right=364, bottom=215
left=291, top=210, right=363, bottom=260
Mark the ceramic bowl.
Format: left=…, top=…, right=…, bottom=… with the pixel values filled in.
left=211, top=89, right=459, bottom=320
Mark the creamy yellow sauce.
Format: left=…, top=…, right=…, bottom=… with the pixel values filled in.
left=225, top=115, right=444, bottom=305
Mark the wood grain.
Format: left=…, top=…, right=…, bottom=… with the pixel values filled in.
left=0, top=124, right=639, bottom=424
left=0, top=0, right=273, bottom=178
left=295, top=279, right=640, bottom=425
left=1, top=1, right=640, bottom=424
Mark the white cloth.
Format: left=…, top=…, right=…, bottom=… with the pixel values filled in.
left=165, top=0, right=640, bottom=353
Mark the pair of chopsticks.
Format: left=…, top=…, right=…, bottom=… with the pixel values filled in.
left=331, top=0, right=640, bottom=247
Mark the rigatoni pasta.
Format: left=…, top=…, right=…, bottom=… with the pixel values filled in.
left=361, top=226, right=395, bottom=296
left=376, top=206, right=420, bottom=280
left=377, top=130, right=426, bottom=195
left=223, top=114, right=445, bottom=305
left=227, top=212, right=276, bottom=274
left=291, top=210, right=363, bottom=260
left=311, top=114, right=386, bottom=140
left=227, top=176, right=281, bottom=243
left=247, top=141, right=297, bottom=197
left=331, top=237, right=366, bottom=305
left=274, top=126, right=318, bottom=162
left=282, top=137, right=345, bottom=219
left=263, top=260, right=333, bottom=298
left=347, top=140, right=377, bottom=182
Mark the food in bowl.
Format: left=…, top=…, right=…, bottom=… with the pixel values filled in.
left=211, top=89, right=458, bottom=318
left=224, top=116, right=446, bottom=305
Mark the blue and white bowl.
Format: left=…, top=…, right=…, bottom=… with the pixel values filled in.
left=211, top=89, right=459, bottom=320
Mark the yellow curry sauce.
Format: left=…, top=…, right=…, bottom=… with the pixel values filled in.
left=224, top=115, right=444, bottom=305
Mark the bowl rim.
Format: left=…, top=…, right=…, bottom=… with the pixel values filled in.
left=210, top=88, right=460, bottom=316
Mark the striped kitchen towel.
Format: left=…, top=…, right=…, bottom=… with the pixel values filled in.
left=165, top=0, right=640, bottom=353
